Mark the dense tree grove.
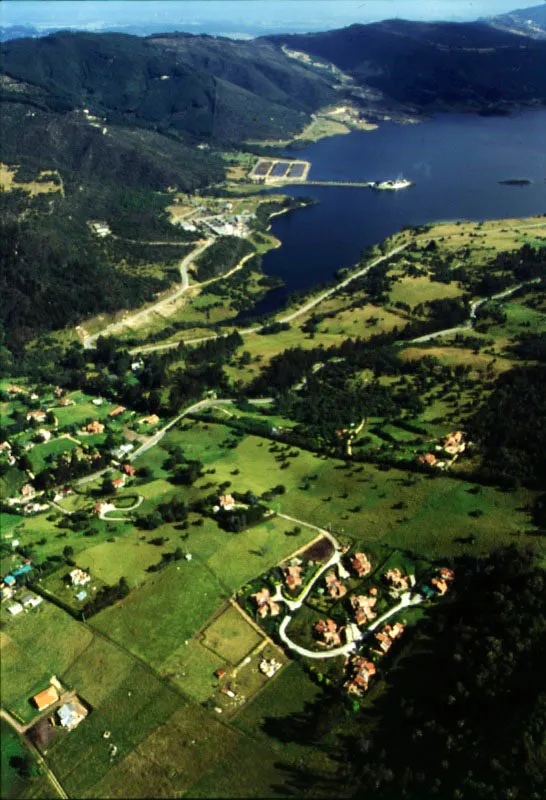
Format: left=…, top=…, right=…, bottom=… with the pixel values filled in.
left=342, top=546, right=546, bottom=800
left=468, top=365, right=546, bottom=487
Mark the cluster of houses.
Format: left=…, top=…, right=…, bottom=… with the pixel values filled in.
left=32, top=677, right=88, bottom=732
left=418, top=430, right=467, bottom=469
left=5, top=591, right=43, bottom=616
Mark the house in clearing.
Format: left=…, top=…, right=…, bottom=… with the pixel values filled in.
left=33, top=685, right=59, bottom=711
left=443, top=431, right=465, bottom=455
left=315, top=618, right=342, bottom=648
left=214, top=668, right=227, bottom=680
left=350, top=593, right=377, bottom=625
left=26, top=410, right=46, bottom=423
left=431, top=566, right=455, bottom=595
left=351, top=552, right=372, bottom=577
left=7, top=385, right=26, bottom=395
left=219, top=494, right=235, bottom=511
left=418, top=452, right=438, bottom=466
left=325, top=570, right=347, bottom=599
left=123, top=464, right=136, bottom=477
left=108, top=405, right=126, bottom=418
left=141, top=414, right=160, bottom=425
left=36, top=429, right=52, bottom=443
left=86, top=420, right=105, bottom=434
left=59, top=397, right=73, bottom=407
left=283, top=565, right=303, bottom=592
left=345, top=656, right=377, bottom=696
left=70, top=568, right=90, bottom=587
left=384, top=568, right=410, bottom=592
left=54, top=387, right=64, bottom=398
left=21, top=484, right=35, bottom=499
left=57, top=699, right=88, bottom=731
left=7, top=602, right=23, bottom=616
left=251, top=587, right=280, bottom=618
left=374, top=622, right=405, bottom=655
left=112, top=477, right=126, bottom=490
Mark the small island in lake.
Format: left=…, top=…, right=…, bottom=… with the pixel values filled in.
left=499, top=178, right=532, bottom=186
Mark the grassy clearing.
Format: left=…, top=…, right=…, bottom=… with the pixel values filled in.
left=201, top=605, right=262, bottom=664
left=27, top=436, right=79, bottom=474
left=89, top=703, right=240, bottom=800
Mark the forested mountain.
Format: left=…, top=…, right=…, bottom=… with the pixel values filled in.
left=0, top=31, right=335, bottom=146
left=266, top=19, right=546, bottom=112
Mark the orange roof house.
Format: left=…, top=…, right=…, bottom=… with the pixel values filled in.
left=374, top=622, right=405, bottom=655
left=351, top=552, right=372, bottom=577
left=112, top=477, right=126, bottom=489
left=219, top=494, right=235, bottom=511
left=251, top=587, right=280, bottom=618
left=345, top=656, right=377, bottom=696
left=284, top=565, right=303, bottom=591
left=108, top=406, right=126, bottom=417
left=325, top=570, right=347, bottom=599
left=33, top=685, right=59, bottom=711
left=141, top=414, right=160, bottom=425
left=26, top=410, right=46, bottom=422
left=86, top=421, right=104, bottom=434
left=439, top=567, right=455, bottom=582
left=384, top=568, right=410, bottom=592
left=123, top=464, right=136, bottom=477
left=59, top=397, right=72, bottom=407
left=350, top=594, right=377, bottom=625
left=315, top=618, right=342, bottom=648
left=431, top=577, right=449, bottom=595
left=418, top=452, right=438, bottom=466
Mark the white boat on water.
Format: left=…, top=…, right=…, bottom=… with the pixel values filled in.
left=373, top=178, right=414, bottom=191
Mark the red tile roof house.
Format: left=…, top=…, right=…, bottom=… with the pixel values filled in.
left=315, top=618, right=342, bottom=648
left=112, top=477, right=126, bottom=490
left=251, top=587, right=280, bottom=618
left=374, top=622, right=405, bottom=655
left=384, top=568, right=410, bottom=592
left=86, top=420, right=105, bottom=434
left=418, top=452, right=438, bottom=466
left=345, top=656, right=377, bottom=696
left=325, top=570, right=347, bottom=599
left=351, top=552, right=372, bottom=577
left=283, top=565, right=303, bottom=592
left=350, top=594, right=377, bottom=625
left=219, top=494, right=235, bottom=511
left=123, top=464, right=136, bottom=477
left=108, top=405, right=126, bottom=417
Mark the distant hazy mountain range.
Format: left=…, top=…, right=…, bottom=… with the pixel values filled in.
left=485, top=3, right=546, bottom=38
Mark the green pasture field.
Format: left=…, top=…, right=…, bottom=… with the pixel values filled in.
left=88, top=702, right=240, bottom=800
left=387, top=274, right=462, bottom=309
left=161, top=637, right=229, bottom=702
left=147, top=419, right=537, bottom=559
left=27, top=436, right=79, bottom=473
left=201, top=604, right=262, bottom=664
left=0, top=601, right=93, bottom=723
left=191, top=663, right=340, bottom=798
left=45, top=666, right=186, bottom=797
left=91, top=560, right=228, bottom=668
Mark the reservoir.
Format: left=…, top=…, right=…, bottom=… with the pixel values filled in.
left=246, top=108, right=546, bottom=318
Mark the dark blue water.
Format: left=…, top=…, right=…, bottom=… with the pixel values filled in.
left=245, top=109, right=546, bottom=319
